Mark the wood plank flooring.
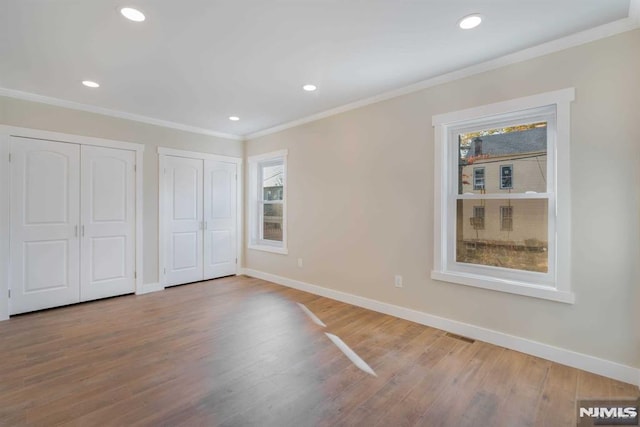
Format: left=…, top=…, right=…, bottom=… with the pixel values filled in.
left=0, top=276, right=637, bottom=426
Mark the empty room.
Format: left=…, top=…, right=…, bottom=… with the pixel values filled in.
left=1, top=1, right=639, bottom=426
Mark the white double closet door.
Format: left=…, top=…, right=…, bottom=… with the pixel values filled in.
left=163, top=155, right=237, bottom=286
left=9, top=137, right=136, bottom=315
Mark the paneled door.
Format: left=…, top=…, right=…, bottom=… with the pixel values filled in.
left=9, top=137, right=81, bottom=314
left=80, top=146, right=136, bottom=301
left=203, top=160, right=237, bottom=279
left=164, top=156, right=204, bottom=286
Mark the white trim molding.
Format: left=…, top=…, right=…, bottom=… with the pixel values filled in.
left=431, top=88, right=575, bottom=304
left=241, top=268, right=639, bottom=387
left=246, top=17, right=639, bottom=141
left=157, top=147, right=242, bottom=164
left=0, top=88, right=243, bottom=141
left=1, top=11, right=637, bottom=143
left=247, top=150, right=289, bottom=255
left=0, top=125, right=145, bottom=319
left=158, top=147, right=243, bottom=287
left=0, top=132, right=9, bottom=320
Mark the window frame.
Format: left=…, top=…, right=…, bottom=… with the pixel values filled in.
left=499, top=164, right=514, bottom=190
left=248, top=150, right=288, bottom=254
left=473, top=167, right=485, bottom=191
left=431, top=88, right=574, bottom=304
left=500, top=205, right=513, bottom=231
left=472, top=205, right=485, bottom=230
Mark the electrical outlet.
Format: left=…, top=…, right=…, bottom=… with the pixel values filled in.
left=297, top=258, right=303, bottom=268
left=394, top=275, right=403, bottom=288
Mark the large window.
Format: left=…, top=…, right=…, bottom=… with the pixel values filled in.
left=432, top=89, right=574, bottom=303
left=248, top=150, right=288, bottom=254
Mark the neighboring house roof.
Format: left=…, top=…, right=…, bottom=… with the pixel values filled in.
left=470, top=127, right=546, bottom=158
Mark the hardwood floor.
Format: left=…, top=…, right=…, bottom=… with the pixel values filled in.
left=0, top=276, right=637, bottom=426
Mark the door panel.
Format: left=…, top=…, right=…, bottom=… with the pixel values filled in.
left=10, top=137, right=81, bottom=314
left=24, top=240, right=69, bottom=291
left=172, top=232, right=199, bottom=270
left=204, top=160, right=237, bottom=279
left=80, top=146, right=136, bottom=301
left=165, top=156, right=203, bottom=286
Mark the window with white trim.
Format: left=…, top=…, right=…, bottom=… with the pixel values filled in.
left=500, top=165, right=513, bottom=189
left=248, top=150, right=288, bottom=254
left=473, top=167, right=485, bottom=191
left=432, top=89, right=574, bottom=303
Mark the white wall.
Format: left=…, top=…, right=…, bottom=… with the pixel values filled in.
left=0, top=96, right=242, bottom=285
left=245, top=30, right=640, bottom=370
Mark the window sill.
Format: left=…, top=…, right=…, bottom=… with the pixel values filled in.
left=248, top=243, right=288, bottom=255
left=431, top=270, right=575, bottom=304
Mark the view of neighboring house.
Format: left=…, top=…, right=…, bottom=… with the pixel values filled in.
left=262, top=164, right=284, bottom=241
left=457, top=126, right=549, bottom=272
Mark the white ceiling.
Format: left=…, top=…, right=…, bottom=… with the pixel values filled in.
left=0, top=0, right=635, bottom=139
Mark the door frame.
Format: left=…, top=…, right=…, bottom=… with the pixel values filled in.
left=158, top=147, right=243, bottom=288
left=0, top=125, right=145, bottom=321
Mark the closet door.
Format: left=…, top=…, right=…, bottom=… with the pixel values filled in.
left=9, top=137, right=81, bottom=314
left=164, top=156, right=203, bottom=286
left=204, top=160, right=237, bottom=279
left=80, top=146, right=136, bottom=301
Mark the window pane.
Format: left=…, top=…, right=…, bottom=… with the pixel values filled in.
left=456, top=198, right=548, bottom=272
left=458, top=123, right=547, bottom=195
left=262, top=163, right=284, bottom=201
left=500, top=165, right=513, bottom=189
left=473, top=167, right=485, bottom=190
left=472, top=205, right=485, bottom=230
left=263, top=203, right=283, bottom=241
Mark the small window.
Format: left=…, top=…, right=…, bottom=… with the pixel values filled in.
left=248, top=150, right=288, bottom=254
left=432, top=88, right=575, bottom=303
left=473, top=167, right=485, bottom=191
left=500, top=206, right=513, bottom=231
left=472, top=206, right=485, bottom=230
left=500, top=165, right=513, bottom=189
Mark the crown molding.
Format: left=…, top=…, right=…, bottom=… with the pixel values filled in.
left=2, top=6, right=638, bottom=143
left=245, top=14, right=640, bottom=140
left=0, top=87, right=243, bottom=141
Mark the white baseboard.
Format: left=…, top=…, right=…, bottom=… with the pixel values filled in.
left=241, top=268, right=640, bottom=387
left=136, top=282, right=164, bottom=295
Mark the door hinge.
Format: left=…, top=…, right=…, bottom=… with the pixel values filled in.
left=134, top=164, right=137, bottom=172
left=164, top=268, right=166, bottom=275
left=8, top=153, right=11, bottom=163
left=8, top=289, right=10, bottom=298
left=134, top=272, right=137, bottom=279
left=235, top=258, right=238, bottom=264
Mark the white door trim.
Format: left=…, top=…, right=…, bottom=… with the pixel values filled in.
left=158, top=147, right=243, bottom=288
left=158, top=147, right=242, bottom=165
left=0, top=125, right=145, bottom=320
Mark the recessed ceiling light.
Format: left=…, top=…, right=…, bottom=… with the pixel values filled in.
left=82, top=80, right=100, bottom=88
left=229, top=116, right=240, bottom=121
left=458, top=14, right=482, bottom=30
left=120, top=7, right=146, bottom=22
left=302, top=84, right=317, bottom=92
